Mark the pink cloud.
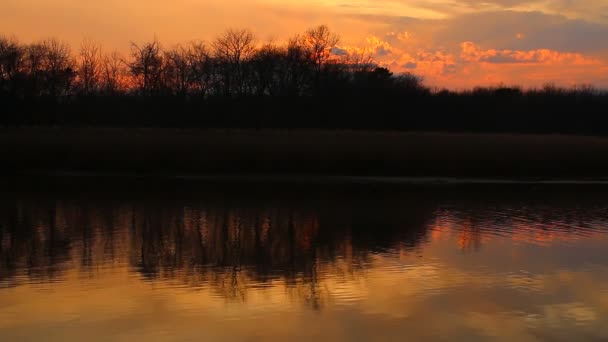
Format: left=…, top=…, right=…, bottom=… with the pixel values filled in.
left=460, top=42, right=599, bottom=65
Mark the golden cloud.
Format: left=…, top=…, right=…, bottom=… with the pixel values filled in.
left=460, top=42, right=600, bottom=65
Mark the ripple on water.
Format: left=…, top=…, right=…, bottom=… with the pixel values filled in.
left=2, top=186, right=608, bottom=341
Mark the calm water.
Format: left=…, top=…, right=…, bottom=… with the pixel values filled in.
left=1, top=181, right=608, bottom=341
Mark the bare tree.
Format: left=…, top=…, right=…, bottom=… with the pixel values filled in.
left=303, top=25, right=339, bottom=73
left=212, top=29, right=256, bottom=65
left=186, top=41, right=213, bottom=97
left=163, top=45, right=190, bottom=96
left=343, top=52, right=375, bottom=73
left=22, top=43, right=44, bottom=96
left=394, top=72, right=424, bottom=92
left=212, top=29, right=256, bottom=96
left=128, top=39, right=164, bottom=95
left=38, top=39, right=76, bottom=97
left=282, top=35, right=315, bottom=96
left=100, top=51, right=124, bottom=95
left=78, top=39, right=102, bottom=95
left=251, top=42, right=285, bottom=96
left=0, top=36, right=24, bottom=96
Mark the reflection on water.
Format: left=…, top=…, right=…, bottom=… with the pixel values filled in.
left=1, top=183, right=608, bottom=341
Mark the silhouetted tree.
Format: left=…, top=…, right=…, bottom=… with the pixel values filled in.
left=100, top=51, right=124, bottom=95
left=283, top=25, right=341, bottom=94
left=345, top=53, right=375, bottom=74
left=186, top=41, right=213, bottom=97
left=23, top=42, right=46, bottom=97
left=283, top=36, right=315, bottom=96
left=0, top=36, right=24, bottom=98
left=20, top=39, right=76, bottom=98
left=128, top=39, right=164, bottom=95
left=77, top=39, right=102, bottom=96
left=394, top=72, right=425, bottom=93
left=43, top=39, right=76, bottom=98
left=251, top=42, right=285, bottom=96
left=212, top=29, right=256, bottom=96
left=303, top=25, right=339, bottom=74
left=163, top=45, right=190, bottom=96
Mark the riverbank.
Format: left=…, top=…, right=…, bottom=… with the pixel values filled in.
left=4, top=128, right=608, bottom=179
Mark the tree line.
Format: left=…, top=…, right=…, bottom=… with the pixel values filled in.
left=2, top=25, right=608, bottom=134
left=0, top=25, right=423, bottom=98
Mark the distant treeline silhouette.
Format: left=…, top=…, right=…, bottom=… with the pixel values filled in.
left=1, top=26, right=608, bottom=134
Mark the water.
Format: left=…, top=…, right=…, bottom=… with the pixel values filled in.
left=1, top=180, right=608, bottom=341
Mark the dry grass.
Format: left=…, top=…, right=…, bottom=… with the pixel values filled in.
left=3, top=128, right=608, bottom=179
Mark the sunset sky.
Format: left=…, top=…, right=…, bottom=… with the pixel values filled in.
left=2, top=0, right=608, bottom=89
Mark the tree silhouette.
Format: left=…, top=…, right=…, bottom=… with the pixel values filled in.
left=23, top=42, right=46, bottom=97
left=78, top=39, right=102, bottom=96
left=1, top=26, right=606, bottom=133
left=304, top=25, right=340, bottom=74
left=212, top=29, right=256, bottom=96
left=128, top=39, right=164, bottom=95
left=19, top=39, right=76, bottom=98
left=0, top=36, right=24, bottom=98
left=43, top=39, right=76, bottom=98
left=185, top=41, right=213, bottom=97
left=163, top=44, right=191, bottom=96
left=251, top=42, right=285, bottom=96
left=100, top=51, right=124, bottom=95
left=283, top=36, right=315, bottom=96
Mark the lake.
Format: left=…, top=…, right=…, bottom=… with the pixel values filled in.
left=1, top=179, right=607, bottom=341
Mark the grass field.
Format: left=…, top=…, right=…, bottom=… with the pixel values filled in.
left=3, top=128, right=608, bottom=179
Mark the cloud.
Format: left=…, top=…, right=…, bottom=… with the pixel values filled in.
left=434, top=11, right=608, bottom=54
left=351, top=8, right=608, bottom=88
left=460, top=42, right=599, bottom=65
left=341, top=34, right=459, bottom=82
left=404, top=62, right=417, bottom=69
left=349, top=33, right=608, bottom=89
left=331, top=47, right=349, bottom=56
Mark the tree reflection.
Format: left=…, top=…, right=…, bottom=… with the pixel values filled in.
left=2, top=187, right=607, bottom=306
left=0, top=192, right=431, bottom=299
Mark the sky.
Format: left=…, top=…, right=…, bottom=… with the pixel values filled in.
left=2, top=0, right=608, bottom=89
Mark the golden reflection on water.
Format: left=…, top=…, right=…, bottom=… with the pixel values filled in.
left=1, top=187, right=608, bottom=341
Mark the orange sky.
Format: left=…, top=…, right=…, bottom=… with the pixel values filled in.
left=2, top=0, right=608, bottom=89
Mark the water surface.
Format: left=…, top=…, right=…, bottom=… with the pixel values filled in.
left=1, top=181, right=608, bottom=341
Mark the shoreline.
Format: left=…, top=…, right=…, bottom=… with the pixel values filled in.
left=9, top=170, right=608, bottom=185
left=5, top=128, right=608, bottom=180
